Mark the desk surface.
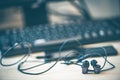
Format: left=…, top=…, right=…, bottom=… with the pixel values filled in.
left=0, top=41, right=120, bottom=80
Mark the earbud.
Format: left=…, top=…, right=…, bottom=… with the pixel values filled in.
left=91, top=59, right=97, bottom=66
left=81, top=60, right=101, bottom=74
left=91, top=60, right=101, bottom=74
left=81, top=60, right=89, bottom=74
left=77, top=48, right=115, bottom=74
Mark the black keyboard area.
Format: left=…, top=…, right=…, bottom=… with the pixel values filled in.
left=0, top=18, right=120, bottom=56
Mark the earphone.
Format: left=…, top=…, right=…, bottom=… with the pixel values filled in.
left=79, top=51, right=115, bottom=74
left=63, top=47, right=115, bottom=74
left=0, top=39, right=115, bottom=75
left=81, top=60, right=101, bottom=74
left=77, top=53, right=102, bottom=74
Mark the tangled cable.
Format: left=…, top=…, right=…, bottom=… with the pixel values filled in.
left=17, top=39, right=81, bottom=75
left=0, top=39, right=115, bottom=75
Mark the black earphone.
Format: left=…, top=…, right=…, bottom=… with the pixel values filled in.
left=81, top=60, right=89, bottom=74
left=81, top=60, right=101, bottom=74
left=63, top=49, right=115, bottom=74
left=91, top=59, right=101, bottom=74
left=0, top=39, right=115, bottom=75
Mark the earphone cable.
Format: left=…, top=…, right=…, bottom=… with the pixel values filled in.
left=0, top=42, right=29, bottom=66
left=18, top=39, right=81, bottom=75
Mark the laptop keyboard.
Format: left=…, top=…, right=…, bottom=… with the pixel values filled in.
left=0, top=18, right=120, bottom=56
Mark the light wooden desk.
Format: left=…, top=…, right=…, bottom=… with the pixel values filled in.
left=0, top=42, right=120, bottom=80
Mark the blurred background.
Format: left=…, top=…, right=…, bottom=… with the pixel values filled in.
left=0, top=0, right=120, bottom=30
